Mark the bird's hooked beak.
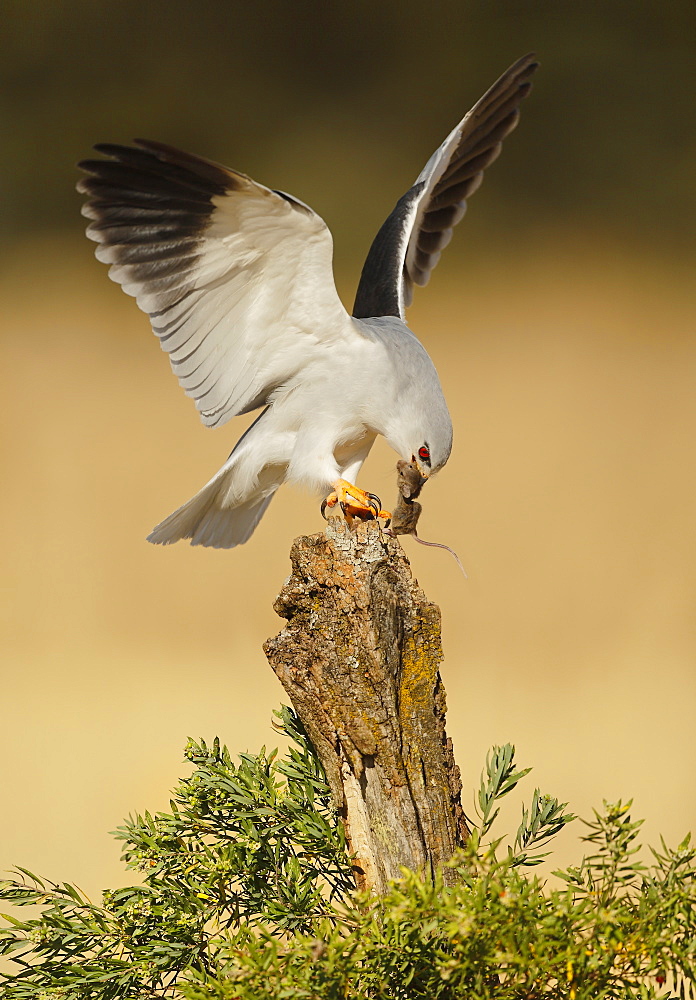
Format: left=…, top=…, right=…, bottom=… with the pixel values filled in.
left=411, top=456, right=430, bottom=486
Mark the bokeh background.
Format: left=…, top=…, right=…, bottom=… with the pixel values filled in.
left=2, top=0, right=695, bottom=915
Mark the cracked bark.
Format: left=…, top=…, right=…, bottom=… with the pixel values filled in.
left=263, top=518, right=469, bottom=894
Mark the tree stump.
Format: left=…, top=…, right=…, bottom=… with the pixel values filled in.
left=263, top=519, right=469, bottom=894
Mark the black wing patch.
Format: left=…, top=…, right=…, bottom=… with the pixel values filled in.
left=353, top=53, right=539, bottom=320
left=77, top=140, right=238, bottom=304
left=351, top=183, right=424, bottom=321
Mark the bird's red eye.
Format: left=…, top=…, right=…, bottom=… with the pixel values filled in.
left=418, top=446, right=430, bottom=462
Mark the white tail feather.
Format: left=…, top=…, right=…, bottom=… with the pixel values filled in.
left=147, top=467, right=277, bottom=549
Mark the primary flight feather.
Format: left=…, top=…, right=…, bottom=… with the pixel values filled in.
left=78, top=53, right=538, bottom=548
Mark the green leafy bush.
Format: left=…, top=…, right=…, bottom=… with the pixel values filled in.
left=2, top=708, right=694, bottom=998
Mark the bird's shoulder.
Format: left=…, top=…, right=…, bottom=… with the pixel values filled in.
left=351, top=315, right=432, bottom=365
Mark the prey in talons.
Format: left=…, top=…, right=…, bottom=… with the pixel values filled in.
left=321, top=479, right=391, bottom=526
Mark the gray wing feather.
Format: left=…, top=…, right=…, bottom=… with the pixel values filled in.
left=353, top=53, right=539, bottom=320
left=78, top=141, right=350, bottom=428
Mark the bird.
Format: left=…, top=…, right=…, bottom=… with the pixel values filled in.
left=77, top=53, right=538, bottom=549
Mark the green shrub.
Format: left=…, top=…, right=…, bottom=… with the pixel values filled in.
left=2, top=708, right=694, bottom=998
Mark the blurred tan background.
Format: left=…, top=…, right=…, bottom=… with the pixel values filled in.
left=2, top=0, right=695, bottom=908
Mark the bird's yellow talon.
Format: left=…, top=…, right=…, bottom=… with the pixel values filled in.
left=322, top=480, right=391, bottom=526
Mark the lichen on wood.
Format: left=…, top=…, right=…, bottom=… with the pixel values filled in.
left=263, top=518, right=469, bottom=894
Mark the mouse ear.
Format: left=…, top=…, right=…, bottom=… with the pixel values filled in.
left=396, top=461, right=428, bottom=499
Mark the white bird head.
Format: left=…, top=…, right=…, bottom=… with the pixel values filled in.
left=380, top=365, right=453, bottom=482
left=400, top=406, right=453, bottom=481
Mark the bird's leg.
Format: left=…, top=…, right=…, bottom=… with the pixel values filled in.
left=321, top=479, right=391, bottom=524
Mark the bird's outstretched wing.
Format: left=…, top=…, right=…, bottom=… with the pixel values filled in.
left=352, top=53, right=538, bottom=321
left=78, top=141, right=350, bottom=428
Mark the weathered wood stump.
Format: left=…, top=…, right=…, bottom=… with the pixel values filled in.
left=263, top=519, right=469, bottom=894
